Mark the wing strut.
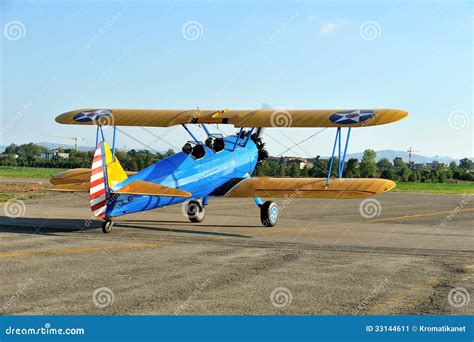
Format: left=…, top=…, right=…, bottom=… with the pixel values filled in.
left=326, top=127, right=352, bottom=186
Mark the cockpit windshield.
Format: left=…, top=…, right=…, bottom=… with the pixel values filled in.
left=205, top=134, right=225, bottom=153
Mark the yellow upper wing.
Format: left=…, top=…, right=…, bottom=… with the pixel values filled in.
left=55, top=108, right=407, bottom=128
left=223, top=177, right=396, bottom=199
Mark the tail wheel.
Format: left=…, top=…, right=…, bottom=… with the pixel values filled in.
left=260, top=201, right=278, bottom=227
left=102, top=219, right=114, bottom=234
left=186, top=200, right=206, bottom=223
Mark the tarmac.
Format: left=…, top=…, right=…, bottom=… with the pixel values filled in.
left=0, top=182, right=473, bottom=315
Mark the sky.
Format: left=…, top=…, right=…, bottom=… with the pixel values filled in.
left=1, top=0, right=472, bottom=159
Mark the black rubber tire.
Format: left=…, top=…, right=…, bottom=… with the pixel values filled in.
left=102, top=220, right=114, bottom=233
left=260, top=201, right=278, bottom=227
left=186, top=200, right=206, bottom=223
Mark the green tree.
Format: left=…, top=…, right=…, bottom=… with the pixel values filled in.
left=345, top=158, right=360, bottom=177
left=255, top=160, right=272, bottom=176
left=360, top=149, right=377, bottom=178
left=393, top=157, right=406, bottom=169
left=288, top=163, right=300, bottom=177
left=381, top=168, right=396, bottom=180
left=310, top=156, right=328, bottom=177
left=377, top=158, right=392, bottom=171
left=4, top=144, right=17, bottom=155
left=399, top=165, right=410, bottom=181
left=300, top=165, right=309, bottom=177
left=459, top=158, right=473, bottom=171
left=449, top=161, right=458, bottom=172
left=164, top=149, right=175, bottom=158
left=276, top=163, right=286, bottom=177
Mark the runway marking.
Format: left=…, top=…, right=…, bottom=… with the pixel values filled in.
left=205, top=228, right=299, bottom=240
left=0, top=242, right=174, bottom=259
left=369, top=276, right=447, bottom=313
left=371, top=208, right=474, bottom=222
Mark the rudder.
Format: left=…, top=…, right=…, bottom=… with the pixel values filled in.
left=89, top=141, right=128, bottom=218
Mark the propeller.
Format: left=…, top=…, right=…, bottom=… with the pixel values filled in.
left=251, top=127, right=268, bottom=169
left=249, top=103, right=272, bottom=169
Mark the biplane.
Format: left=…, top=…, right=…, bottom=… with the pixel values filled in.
left=50, top=108, right=408, bottom=233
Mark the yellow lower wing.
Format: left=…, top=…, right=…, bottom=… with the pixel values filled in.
left=224, top=178, right=395, bottom=199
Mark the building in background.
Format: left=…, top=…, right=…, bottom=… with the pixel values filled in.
left=40, top=149, right=70, bottom=160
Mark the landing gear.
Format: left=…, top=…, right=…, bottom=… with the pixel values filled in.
left=102, top=219, right=114, bottom=233
left=186, top=200, right=206, bottom=223
left=260, top=201, right=278, bottom=227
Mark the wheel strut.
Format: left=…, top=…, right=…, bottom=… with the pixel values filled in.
left=102, top=219, right=114, bottom=234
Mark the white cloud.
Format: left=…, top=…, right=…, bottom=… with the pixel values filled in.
left=320, top=19, right=348, bottom=34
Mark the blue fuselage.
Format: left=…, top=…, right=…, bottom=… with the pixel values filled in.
left=106, top=134, right=258, bottom=217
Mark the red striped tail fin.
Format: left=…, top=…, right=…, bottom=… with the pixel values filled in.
left=89, top=142, right=108, bottom=218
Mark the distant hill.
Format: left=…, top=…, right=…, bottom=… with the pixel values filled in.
left=36, top=142, right=94, bottom=151
left=326, top=150, right=472, bottom=164
left=345, top=150, right=454, bottom=163
left=322, top=150, right=474, bottom=164
left=0, top=142, right=94, bottom=152
left=0, top=143, right=472, bottom=164
left=0, top=142, right=169, bottom=153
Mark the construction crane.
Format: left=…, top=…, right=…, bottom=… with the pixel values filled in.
left=407, top=147, right=419, bottom=165
left=42, top=135, right=85, bottom=150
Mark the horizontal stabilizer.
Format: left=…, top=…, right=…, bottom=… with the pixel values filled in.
left=49, top=168, right=136, bottom=192
left=113, top=180, right=191, bottom=198
left=48, top=183, right=89, bottom=192
left=50, top=168, right=91, bottom=186
left=223, top=178, right=395, bottom=199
